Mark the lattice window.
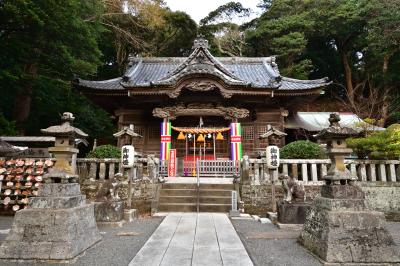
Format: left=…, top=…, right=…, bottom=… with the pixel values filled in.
left=148, top=126, right=161, bottom=139
left=132, top=125, right=145, bottom=144
left=242, top=125, right=254, bottom=140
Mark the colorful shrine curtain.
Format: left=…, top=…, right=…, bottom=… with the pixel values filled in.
left=160, top=120, right=171, bottom=160
left=230, top=123, right=242, bottom=161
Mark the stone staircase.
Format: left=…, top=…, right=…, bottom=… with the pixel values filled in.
left=157, top=183, right=234, bottom=212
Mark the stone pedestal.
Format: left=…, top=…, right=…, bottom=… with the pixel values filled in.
left=124, top=209, right=138, bottom=222
left=94, top=201, right=124, bottom=222
left=277, top=201, right=311, bottom=224
left=0, top=183, right=101, bottom=260
left=299, top=185, right=399, bottom=265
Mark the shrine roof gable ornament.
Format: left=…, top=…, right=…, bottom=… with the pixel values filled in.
left=74, top=37, right=331, bottom=95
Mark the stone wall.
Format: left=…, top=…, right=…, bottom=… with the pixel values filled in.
left=361, top=182, right=400, bottom=220
left=240, top=184, right=320, bottom=215
left=80, top=180, right=157, bottom=215
left=241, top=182, right=400, bottom=218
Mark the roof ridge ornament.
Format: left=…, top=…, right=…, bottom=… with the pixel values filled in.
left=192, top=35, right=209, bottom=50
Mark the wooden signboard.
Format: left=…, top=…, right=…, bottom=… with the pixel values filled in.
left=168, top=149, right=177, bottom=177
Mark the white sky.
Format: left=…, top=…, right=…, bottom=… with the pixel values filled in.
left=164, top=0, right=262, bottom=24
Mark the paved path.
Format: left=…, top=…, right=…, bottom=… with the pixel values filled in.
left=129, top=213, right=253, bottom=266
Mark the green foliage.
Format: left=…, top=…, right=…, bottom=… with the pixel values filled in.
left=245, top=0, right=400, bottom=121
left=86, top=145, right=120, bottom=159
left=200, top=2, right=250, bottom=26
left=0, top=0, right=105, bottom=134
left=280, top=141, right=326, bottom=159
left=0, top=113, right=17, bottom=136
left=347, top=124, right=400, bottom=159
left=149, top=10, right=197, bottom=56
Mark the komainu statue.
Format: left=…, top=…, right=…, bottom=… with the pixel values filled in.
left=278, top=174, right=305, bottom=203
left=94, top=173, right=126, bottom=202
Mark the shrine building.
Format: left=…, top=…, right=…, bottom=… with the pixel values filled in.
left=74, top=37, right=330, bottom=163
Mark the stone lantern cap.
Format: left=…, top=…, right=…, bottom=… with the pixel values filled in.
left=315, top=113, right=360, bottom=140
left=113, top=124, right=142, bottom=139
left=259, top=124, right=287, bottom=139
left=41, top=112, right=88, bottom=139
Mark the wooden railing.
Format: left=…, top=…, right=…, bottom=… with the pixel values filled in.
left=246, top=159, right=400, bottom=185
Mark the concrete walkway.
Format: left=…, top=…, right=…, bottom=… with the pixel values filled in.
left=129, top=213, right=254, bottom=266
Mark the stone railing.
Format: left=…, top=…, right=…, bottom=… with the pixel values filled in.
left=75, top=157, right=400, bottom=185
left=76, top=158, right=154, bottom=181
left=76, top=158, right=121, bottom=180
left=245, top=159, right=400, bottom=185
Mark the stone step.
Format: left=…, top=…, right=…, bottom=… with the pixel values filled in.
left=199, top=196, right=231, bottom=204
left=159, top=195, right=231, bottom=205
left=159, top=189, right=197, bottom=197
left=199, top=189, right=232, bottom=197
left=157, top=203, right=232, bottom=212
left=159, top=196, right=197, bottom=204
left=199, top=203, right=231, bottom=212
left=158, top=203, right=197, bottom=212
left=161, top=183, right=234, bottom=190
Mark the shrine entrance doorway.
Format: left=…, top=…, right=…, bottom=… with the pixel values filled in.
left=171, top=116, right=229, bottom=159
left=171, top=116, right=231, bottom=177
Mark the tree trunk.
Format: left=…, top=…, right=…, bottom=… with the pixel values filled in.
left=340, top=50, right=354, bottom=107
left=12, top=63, right=37, bottom=135
left=379, top=98, right=389, bottom=127
left=378, top=54, right=392, bottom=127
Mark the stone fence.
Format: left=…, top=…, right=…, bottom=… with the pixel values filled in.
left=76, top=158, right=151, bottom=181
left=246, top=159, right=400, bottom=185
left=75, top=157, right=400, bottom=185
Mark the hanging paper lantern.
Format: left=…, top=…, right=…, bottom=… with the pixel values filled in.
left=177, top=131, right=185, bottom=140
left=216, top=132, right=224, bottom=140
left=197, top=134, right=205, bottom=142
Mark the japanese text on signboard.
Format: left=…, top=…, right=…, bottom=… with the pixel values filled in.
left=266, top=145, right=280, bottom=169
left=121, top=145, right=135, bottom=168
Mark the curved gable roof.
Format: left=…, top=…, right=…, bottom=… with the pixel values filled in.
left=75, top=37, right=330, bottom=94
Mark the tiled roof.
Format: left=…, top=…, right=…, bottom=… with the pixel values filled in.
left=75, top=38, right=330, bottom=92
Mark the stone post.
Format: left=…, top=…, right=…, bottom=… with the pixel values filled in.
left=113, top=124, right=142, bottom=208
left=259, top=125, right=286, bottom=213
left=0, top=112, right=101, bottom=261
left=299, top=114, right=399, bottom=264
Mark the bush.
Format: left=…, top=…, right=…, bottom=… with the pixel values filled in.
left=280, top=140, right=326, bottom=159
left=86, top=145, right=120, bottom=159
left=346, top=124, right=400, bottom=159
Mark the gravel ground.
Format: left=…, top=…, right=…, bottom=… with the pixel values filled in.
left=0, top=215, right=163, bottom=266
left=232, top=219, right=400, bottom=266
left=231, top=219, right=321, bottom=266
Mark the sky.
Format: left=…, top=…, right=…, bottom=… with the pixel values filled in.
left=164, top=0, right=262, bottom=24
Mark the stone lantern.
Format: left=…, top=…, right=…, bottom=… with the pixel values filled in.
left=299, top=113, right=399, bottom=264
left=315, top=113, right=363, bottom=194
left=0, top=112, right=101, bottom=261
left=41, top=112, right=87, bottom=180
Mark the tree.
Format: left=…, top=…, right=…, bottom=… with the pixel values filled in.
left=0, top=0, right=104, bottom=133
left=347, top=124, right=400, bottom=159
left=245, top=0, right=315, bottom=78
left=148, top=10, right=197, bottom=57
left=199, top=2, right=250, bottom=57
left=246, top=0, right=400, bottom=123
